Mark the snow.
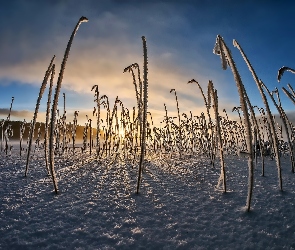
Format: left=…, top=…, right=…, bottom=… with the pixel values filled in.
left=1, top=145, right=295, bottom=249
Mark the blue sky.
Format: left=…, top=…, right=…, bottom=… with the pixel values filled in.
left=1, top=0, right=295, bottom=125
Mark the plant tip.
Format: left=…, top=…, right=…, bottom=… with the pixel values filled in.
left=80, top=16, right=89, bottom=22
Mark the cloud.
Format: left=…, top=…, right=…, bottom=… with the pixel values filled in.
left=0, top=33, right=239, bottom=126
left=0, top=109, right=33, bottom=121
left=1, top=0, right=270, bottom=127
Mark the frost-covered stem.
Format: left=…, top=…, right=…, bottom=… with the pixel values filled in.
left=170, top=89, right=182, bottom=154
left=49, top=16, right=88, bottom=194
left=214, top=35, right=253, bottom=211
left=287, top=84, right=295, bottom=96
left=253, top=127, right=257, bottom=165
left=170, top=89, right=181, bottom=128
left=4, top=97, right=13, bottom=154
left=62, top=93, right=67, bottom=153
left=272, top=88, right=282, bottom=107
left=250, top=106, right=265, bottom=169
left=124, top=63, right=143, bottom=151
left=263, top=83, right=295, bottom=173
left=89, top=118, right=92, bottom=155
left=232, top=107, right=246, bottom=150
left=62, top=93, right=66, bottom=116
left=106, top=97, right=119, bottom=156
left=0, top=119, right=4, bottom=152
left=163, top=103, right=171, bottom=152
left=137, top=36, right=148, bottom=194
left=100, top=95, right=110, bottom=157
left=91, top=85, right=100, bottom=156
left=208, top=81, right=226, bottom=192
left=282, top=87, right=295, bottom=105
left=82, top=119, right=89, bottom=153
left=7, top=97, right=14, bottom=122
left=277, top=66, right=295, bottom=82
left=254, top=106, right=267, bottom=175
left=4, top=98, right=14, bottom=155
left=233, top=39, right=282, bottom=190
left=4, top=125, right=12, bottom=155
left=72, top=111, right=79, bottom=155
left=44, top=64, right=55, bottom=175
left=25, top=56, right=55, bottom=177
left=188, top=79, right=215, bottom=165
left=19, top=119, right=26, bottom=158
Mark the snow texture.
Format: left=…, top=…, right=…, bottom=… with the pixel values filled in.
left=1, top=145, right=295, bottom=249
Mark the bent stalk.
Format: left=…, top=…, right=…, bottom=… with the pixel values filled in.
left=49, top=16, right=88, bottom=194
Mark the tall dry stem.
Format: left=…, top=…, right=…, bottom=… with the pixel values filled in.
left=208, top=80, right=226, bottom=192
left=281, top=86, right=295, bottom=105
left=233, top=39, right=282, bottom=190
left=262, top=82, right=295, bottom=173
left=92, top=85, right=101, bottom=157
left=214, top=35, right=254, bottom=211
left=44, top=63, right=55, bottom=175
left=137, top=36, right=148, bottom=194
left=25, top=55, right=55, bottom=177
left=187, top=79, right=215, bottom=166
left=49, top=16, right=88, bottom=194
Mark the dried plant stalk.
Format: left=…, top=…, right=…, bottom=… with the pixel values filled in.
left=25, top=55, right=55, bottom=177
left=188, top=79, right=215, bottom=166
left=208, top=80, right=226, bottom=192
left=262, top=83, right=295, bottom=173
left=282, top=87, right=295, bottom=105
left=49, top=16, right=88, bottom=194
left=137, top=36, right=148, bottom=194
left=214, top=35, right=254, bottom=211
left=92, top=85, right=101, bottom=157
left=233, top=39, right=282, bottom=190
left=277, top=66, right=295, bottom=82
left=44, top=63, right=55, bottom=175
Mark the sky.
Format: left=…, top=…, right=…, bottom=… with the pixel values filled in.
left=1, top=0, right=295, bottom=126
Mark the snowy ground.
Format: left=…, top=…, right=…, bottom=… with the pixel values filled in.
left=1, top=146, right=295, bottom=249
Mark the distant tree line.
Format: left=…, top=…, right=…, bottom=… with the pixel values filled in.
left=1, top=121, right=96, bottom=141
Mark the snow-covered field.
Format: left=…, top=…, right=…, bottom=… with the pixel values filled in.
left=1, top=146, right=295, bottom=249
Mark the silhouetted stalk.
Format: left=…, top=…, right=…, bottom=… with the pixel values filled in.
left=250, top=106, right=264, bottom=169
left=7, top=97, right=14, bottom=122
left=72, top=111, right=79, bottom=155
left=170, top=89, right=182, bottom=155
left=106, top=97, right=119, bottom=156
left=253, top=127, right=257, bottom=165
left=0, top=119, right=4, bottom=151
left=4, top=97, right=14, bottom=155
left=92, top=85, right=100, bottom=157
left=4, top=125, right=13, bottom=155
left=25, top=56, right=55, bottom=177
left=188, top=79, right=215, bottom=166
left=255, top=106, right=268, bottom=175
left=100, top=95, right=110, bottom=157
left=137, top=36, right=148, bottom=194
left=232, top=107, right=246, bottom=150
left=124, top=63, right=143, bottom=152
left=44, top=63, right=55, bottom=175
left=61, top=93, right=67, bottom=153
left=49, top=16, right=88, bottom=194
left=19, top=119, right=26, bottom=159
left=82, top=117, right=89, bottom=153
left=89, top=118, right=92, bottom=155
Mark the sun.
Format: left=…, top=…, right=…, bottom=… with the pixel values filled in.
left=118, top=128, right=125, bottom=138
